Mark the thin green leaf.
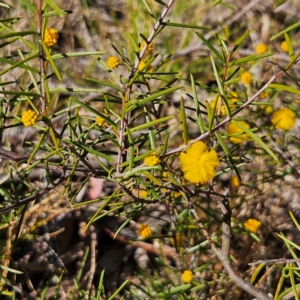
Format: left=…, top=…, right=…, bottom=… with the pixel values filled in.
left=0, top=265, right=23, bottom=274
left=156, top=284, right=192, bottom=297
left=179, top=96, right=188, bottom=144
left=270, top=21, right=300, bottom=41
left=125, top=86, right=181, bottom=113
left=212, top=0, right=235, bottom=10
left=86, top=78, right=122, bottom=92
left=125, top=116, right=173, bottom=134
left=28, top=131, right=47, bottom=164
left=142, top=171, right=162, bottom=186
left=269, top=84, right=300, bottom=96
left=215, top=132, right=239, bottom=176
left=50, top=51, right=105, bottom=60
left=125, top=32, right=139, bottom=53
left=284, top=33, right=294, bottom=58
left=50, top=87, right=108, bottom=93
left=250, top=263, right=265, bottom=284
left=0, top=30, right=36, bottom=39
left=289, top=211, right=300, bottom=232
left=142, top=0, right=156, bottom=23
left=144, top=106, right=156, bottom=150
left=74, top=142, right=115, bottom=162
left=122, top=166, right=160, bottom=179
left=41, top=40, right=62, bottom=81
left=96, top=269, right=105, bottom=299
left=195, top=32, right=224, bottom=64
left=127, top=127, right=134, bottom=170
left=191, top=73, right=205, bottom=133
left=274, top=0, right=287, bottom=8
left=42, top=9, right=71, bottom=17
left=0, top=90, right=41, bottom=97
left=0, top=1, right=13, bottom=8
left=162, top=21, right=210, bottom=30
left=45, top=0, right=64, bottom=17
left=231, top=30, right=251, bottom=54
left=231, top=120, right=278, bottom=161
left=71, top=96, right=118, bottom=128
left=210, top=55, right=224, bottom=96
left=0, top=53, right=39, bottom=76
left=229, top=53, right=273, bottom=66
left=108, top=280, right=129, bottom=300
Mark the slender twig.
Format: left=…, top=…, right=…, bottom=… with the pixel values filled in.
left=116, top=0, right=175, bottom=175
left=128, top=0, right=175, bottom=82
left=212, top=244, right=272, bottom=300
left=38, top=0, right=46, bottom=113
left=0, top=173, right=66, bottom=215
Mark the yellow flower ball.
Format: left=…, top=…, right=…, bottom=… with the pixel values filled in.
left=271, top=107, right=296, bottom=130
left=210, top=96, right=238, bottom=116
left=21, top=110, right=38, bottom=127
left=138, top=60, right=146, bottom=71
left=230, top=175, right=240, bottom=188
left=281, top=41, right=288, bottom=52
left=181, top=270, right=194, bottom=283
left=96, top=116, right=105, bottom=127
left=44, top=28, right=58, bottom=48
left=144, top=153, right=160, bottom=166
left=240, top=71, right=253, bottom=85
left=138, top=224, right=152, bottom=239
left=227, top=121, right=250, bottom=145
left=264, top=105, right=273, bottom=114
left=140, top=41, right=153, bottom=55
left=179, top=141, right=220, bottom=185
left=244, top=219, right=262, bottom=233
left=107, top=56, right=120, bottom=69
left=255, top=43, right=267, bottom=54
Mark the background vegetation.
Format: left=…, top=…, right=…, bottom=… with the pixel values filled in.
left=0, top=0, right=300, bottom=299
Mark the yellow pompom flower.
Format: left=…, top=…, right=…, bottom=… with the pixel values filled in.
left=244, top=219, right=262, bottom=233
left=210, top=96, right=238, bottom=116
left=21, top=110, right=38, bottom=127
left=107, top=56, right=120, bottom=69
left=230, top=175, right=240, bottom=188
left=138, top=224, right=152, bottom=239
left=271, top=107, right=296, bottom=130
left=144, top=153, right=160, bottom=166
left=140, top=41, right=153, bottom=55
left=96, top=116, right=105, bottom=127
left=181, top=270, right=194, bottom=283
left=133, top=189, right=148, bottom=199
left=240, top=71, right=253, bottom=85
left=281, top=41, right=288, bottom=52
left=44, top=28, right=58, bottom=48
left=179, top=141, right=220, bottom=185
left=255, top=43, right=267, bottom=54
left=264, top=105, right=273, bottom=114
left=227, top=121, right=250, bottom=145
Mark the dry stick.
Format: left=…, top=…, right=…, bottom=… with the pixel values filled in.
left=193, top=204, right=271, bottom=299
left=0, top=172, right=66, bottom=215
left=212, top=244, right=272, bottom=300
left=85, top=225, right=97, bottom=300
